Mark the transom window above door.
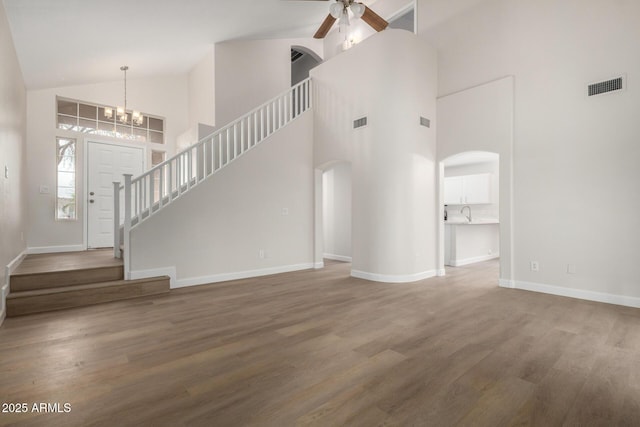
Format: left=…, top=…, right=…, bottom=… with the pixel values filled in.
left=56, top=97, right=164, bottom=144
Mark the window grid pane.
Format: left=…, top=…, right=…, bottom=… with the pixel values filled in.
left=56, top=97, right=165, bottom=144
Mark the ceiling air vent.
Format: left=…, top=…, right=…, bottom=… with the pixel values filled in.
left=420, top=116, right=431, bottom=128
left=353, top=116, right=368, bottom=129
left=588, top=76, right=624, bottom=97
left=291, top=49, right=304, bottom=63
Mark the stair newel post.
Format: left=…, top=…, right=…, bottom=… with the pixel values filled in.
left=113, top=182, right=121, bottom=259
left=123, top=174, right=133, bottom=280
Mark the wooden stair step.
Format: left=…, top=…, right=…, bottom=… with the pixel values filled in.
left=6, top=276, right=170, bottom=317
left=10, top=265, right=124, bottom=292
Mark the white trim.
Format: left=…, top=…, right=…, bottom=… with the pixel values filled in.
left=448, top=253, right=499, bottom=267
left=509, top=280, right=640, bottom=309
left=173, top=263, right=315, bottom=289
left=129, top=266, right=177, bottom=288
left=2, top=249, right=27, bottom=326
left=27, top=245, right=85, bottom=254
left=351, top=269, right=437, bottom=284
left=437, top=268, right=446, bottom=277
left=323, top=253, right=352, bottom=263
left=498, top=278, right=514, bottom=288
left=314, top=262, right=324, bottom=269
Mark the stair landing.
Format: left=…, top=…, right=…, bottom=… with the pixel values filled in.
left=7, top=249, right=169, bottom=317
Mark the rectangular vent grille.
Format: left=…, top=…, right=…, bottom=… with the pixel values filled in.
left=420, top=117, right=431, bottom=128
left=353, top=117, right=368, bottom=129
left=588, top=77, right=623, bottom=96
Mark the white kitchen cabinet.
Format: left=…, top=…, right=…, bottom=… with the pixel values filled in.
left=444, top=173, right=491, bottom=205
left=444, top=176, right=464, bottom=205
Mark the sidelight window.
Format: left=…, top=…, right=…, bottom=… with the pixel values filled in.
left=56, top=137, right=77, bottom=220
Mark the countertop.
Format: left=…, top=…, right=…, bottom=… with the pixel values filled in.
left=445, top=219, right=499, bottom=225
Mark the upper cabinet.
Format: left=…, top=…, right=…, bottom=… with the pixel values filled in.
left=444, top=173, right=491, bottom=205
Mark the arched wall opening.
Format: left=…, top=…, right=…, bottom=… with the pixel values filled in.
left=291, top=45, right=322, bottom=86
left=314, top=160, right=352, bottom=269
left=436, top=76, right=514, bottom=285
left=440, top=151, right=501, bottom=276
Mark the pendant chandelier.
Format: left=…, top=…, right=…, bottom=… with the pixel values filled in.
left=104, top=65, right=143, bottom=126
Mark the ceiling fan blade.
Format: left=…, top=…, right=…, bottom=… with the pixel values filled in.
left=314, top=14, right=337, bottom=39
left=361, top=6, right=389, bottom=32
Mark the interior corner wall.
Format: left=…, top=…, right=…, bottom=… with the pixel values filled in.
left=214, top=38, right=323, bottom=129
left=26, top=75, right=189, bottom=251
left=129, top=111, right=315, bottom=286
left=0, top=3, right=27, bottom=323
left=424, top=0, right=640, bottom=301
left=188, top=47, right=215, bottom=130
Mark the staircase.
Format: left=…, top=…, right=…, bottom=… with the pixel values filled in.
left=6, top=250, right=169, bottom=317
left=113, top=78, right=313, bottom=279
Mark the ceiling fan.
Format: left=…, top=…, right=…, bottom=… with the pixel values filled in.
left=311, top=0, right=389, bottom=39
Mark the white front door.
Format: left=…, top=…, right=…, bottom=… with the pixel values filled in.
left=87, top=141, right=144, bottom=248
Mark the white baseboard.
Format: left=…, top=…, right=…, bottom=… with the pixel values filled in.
left=27, top=245, right=85, bottom=254
left=498, top=278, right=515, bottom=288
left=129, top=267, right=177, bottom=288
left=509, top=279, right=640, bottom=309
left=449, top=253, right=499, bottom=267
left=2, top=249, right=26, bottom=326
left=173, top=263, right=315, bottom=289
left=351, top=269, right=438, bottom=284
left=323, top=253, right=352, bottom=263
left=0, top=283, right=8, bottom=326
left=314, top=262, right=324, bottom=269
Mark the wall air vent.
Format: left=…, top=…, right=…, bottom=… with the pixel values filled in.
left=353, top=116, right=368, bottom=129
left=588, top=76, right=624, bottom=97
left=420, top=116, right=431, bottom=128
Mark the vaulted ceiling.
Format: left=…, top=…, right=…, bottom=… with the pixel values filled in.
left=2, top=0, right=335, bottom=89
left=3, top=0, right=489, bottom=90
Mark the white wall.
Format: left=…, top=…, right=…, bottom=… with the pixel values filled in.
left=0, top=3, right=27, bottom=323
left=313, top=29, right=438, bottom=282
left=188, top=47, right=215, bottom=130
left=322, top=162, right=352, bottom=261
left=215, top=38, right=323, bottom=128
left=424, top=0, right=640, bottom=304
left=129, top=111, right=315, bottom=286
left=26, top=75, right=189, bottom=250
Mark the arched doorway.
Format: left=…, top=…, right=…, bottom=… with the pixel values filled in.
left=291, top=45, right=322, bottom=86
left=440, top=151, right=500, bottom=278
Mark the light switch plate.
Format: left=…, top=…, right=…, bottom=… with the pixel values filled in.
left=39, top=185, right=50, bottom=194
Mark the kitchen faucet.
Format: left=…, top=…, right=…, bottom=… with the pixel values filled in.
left=461, top=205, right=472, bottom=222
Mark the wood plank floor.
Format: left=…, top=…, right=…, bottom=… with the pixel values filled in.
left=12, top=249, right=122, bottom=276
left=1, top=259, right=639, bottom=426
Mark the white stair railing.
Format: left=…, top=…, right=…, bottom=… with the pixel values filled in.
left=112, top=78, right=312, bottom=274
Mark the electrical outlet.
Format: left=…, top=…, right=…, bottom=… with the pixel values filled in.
left=530, top=261, right=539, bottom=272
left=567, top=264, right=576, bottom=274
left=259, top=249, right=265, bottom=259
left=281, top=208, right=289, bottom=216
left=39, top=185, right=50, bottom=194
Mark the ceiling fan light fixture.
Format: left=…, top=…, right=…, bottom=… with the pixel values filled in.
left=350, top=3, right=365, bottom=19
left=329, top=3, right=343, bottom=19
